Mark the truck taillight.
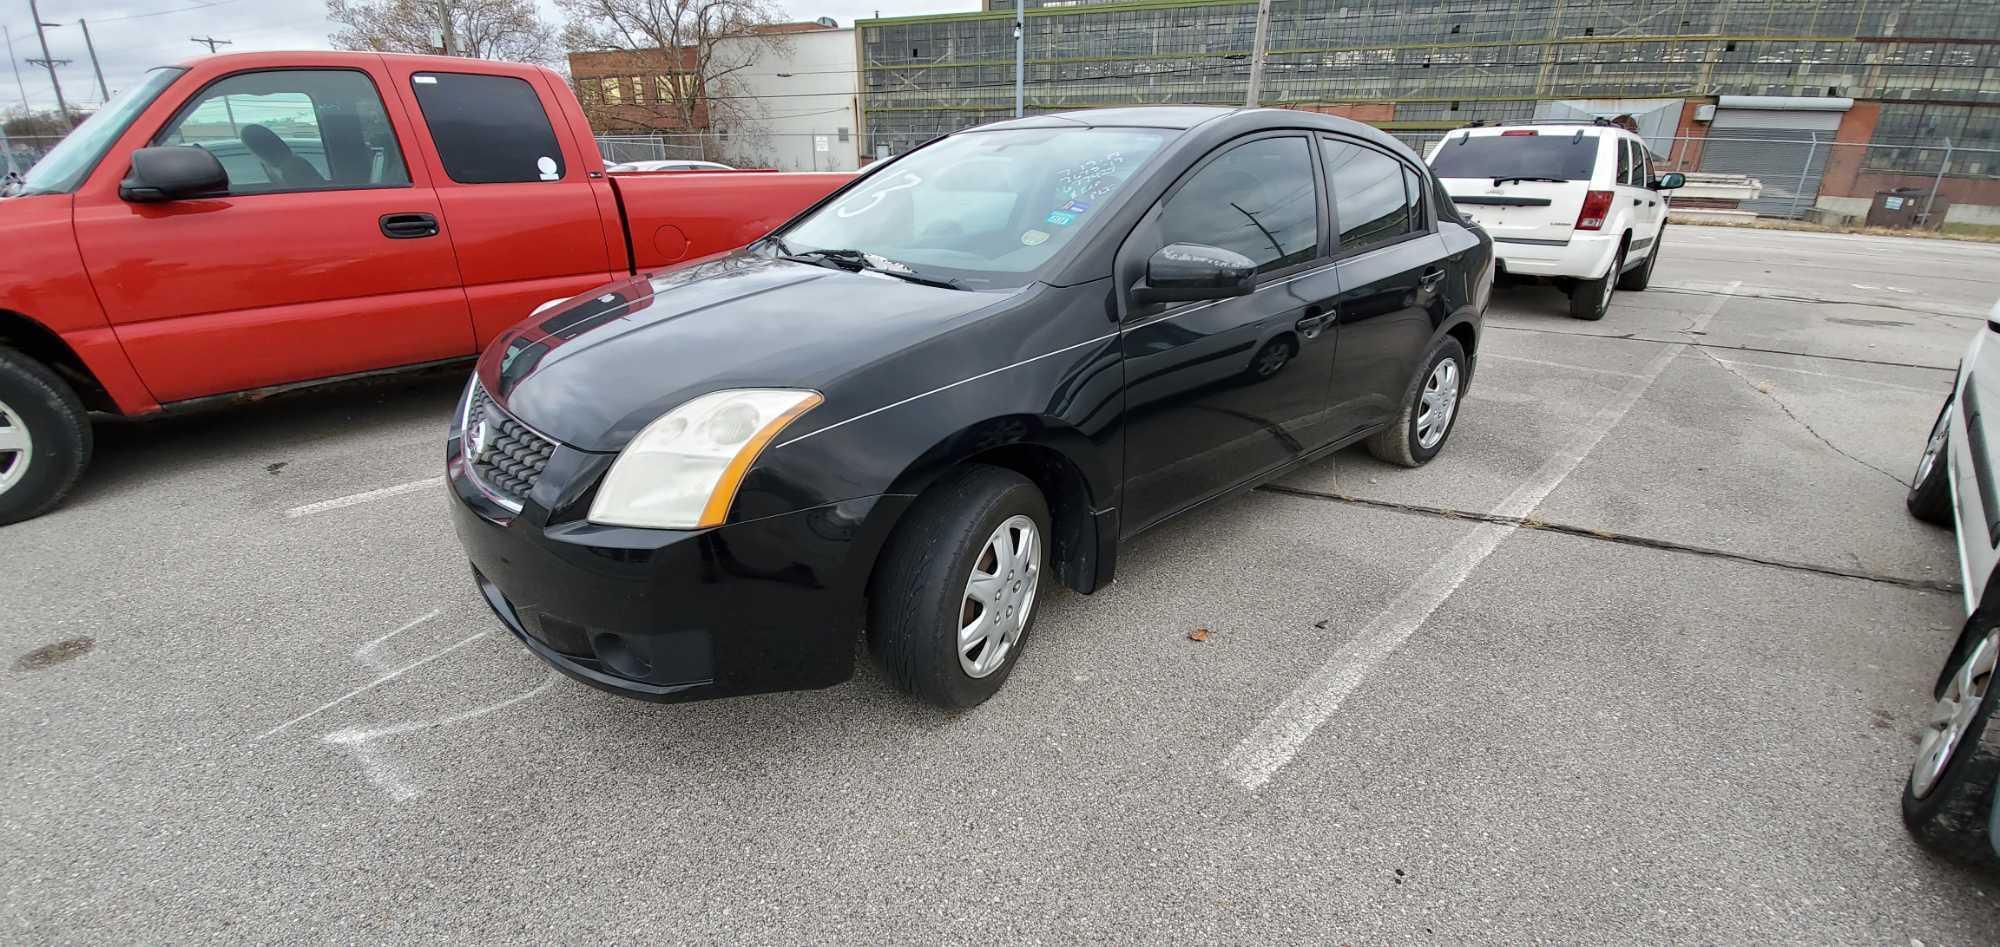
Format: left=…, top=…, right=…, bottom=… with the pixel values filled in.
left=1575, top=190, right=1614, bottom=231
left=1500, top=129, right=1537, bottom=136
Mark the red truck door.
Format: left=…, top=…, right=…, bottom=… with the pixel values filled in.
left=71, top=59, right=475, bottom=403
left=385, top=63, right=620, bottom=346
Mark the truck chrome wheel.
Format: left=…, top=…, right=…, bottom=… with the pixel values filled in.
left=959, top=514, right=1041, bottom=678
left=1915, top=403, right=1951, bottom=488
left=1911, top=628, right=1998, bottom=799
left=1416, top=358, right=1461, bottom=450
left=0, top=397, right=32, bottom=496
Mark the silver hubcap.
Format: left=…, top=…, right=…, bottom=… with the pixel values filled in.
left=959, top=514, right=1042, bottom=678
left=0, top=397, right=32, bottom=496
left=1911, top=629, right=1998, bottom=799
left=1914, top=404, right=1950, bottom=488
left=1416, top=357, right=1461, bottom=450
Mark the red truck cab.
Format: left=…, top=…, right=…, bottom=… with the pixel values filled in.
left=0, top=50, right=848, bottom=525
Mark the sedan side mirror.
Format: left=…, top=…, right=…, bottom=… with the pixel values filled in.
left=1650, top=172, right=1686, bottom=191
left=1133, top=243, right=1258, bottom=306
left=120, top=146, right=229, bottom=203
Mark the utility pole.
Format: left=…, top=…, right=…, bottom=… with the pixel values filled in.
left=1244, top=0, right=1273, bottom=107
left=27, top=0, right=70, bottom=128
left=78, top=20, right=109, bottom=102
left=439, top=0, right=458, bottom=56
left=1012, top=0, right=1024, bottom=117
left=5, top=26, right=32, bottom=117
left=190, top=35, right=233, bottom=54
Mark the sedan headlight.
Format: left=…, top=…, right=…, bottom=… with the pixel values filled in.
left=587, top=389, right=823, bottom=530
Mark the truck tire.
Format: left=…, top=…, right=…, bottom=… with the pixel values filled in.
left=1568, top=244, right=1623, bottom=321
left=867, top=465, right=1050, bottom=709
left=1903, top=619, right=2000, bottom=869
left=0, top=347, right=92, bottom=526
left=1618, top=227, right=1662, bottom=291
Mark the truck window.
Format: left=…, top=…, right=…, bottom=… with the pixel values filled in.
left=1428, top=133, right=1598, bottom=181
left=409, top=72, right=566, bottom=185
left=154, top=69, right=410, bottom=194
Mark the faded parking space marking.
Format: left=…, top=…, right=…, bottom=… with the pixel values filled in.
left=285, top=476, right=443, bottom=518
left=355, top=608, right=443, bottom=668
left=1220, top=281, right=1738, bottom=791
left=254, top=631, right=488, bottom=740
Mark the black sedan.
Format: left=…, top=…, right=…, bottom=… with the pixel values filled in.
left=447, top=106, right=1493, bottom=708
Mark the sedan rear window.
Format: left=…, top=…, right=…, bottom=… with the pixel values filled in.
left=1428, top=133, right=1598, bottom=181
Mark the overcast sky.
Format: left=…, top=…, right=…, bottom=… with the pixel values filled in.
left=3, top=0, right=968, bottom=114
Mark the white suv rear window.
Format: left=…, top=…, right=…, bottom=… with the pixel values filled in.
left=1429, top=133, right=1598, bottom=181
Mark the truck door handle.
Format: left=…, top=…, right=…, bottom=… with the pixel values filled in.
left=380, top=212, right=439, bottom=239
left=1419, top=267, right=1447, bottom=290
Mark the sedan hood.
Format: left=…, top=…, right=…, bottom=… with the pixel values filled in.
left=479, top=254, right=1002, bottom=452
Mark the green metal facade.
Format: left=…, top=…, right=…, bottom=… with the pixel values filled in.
left=856, top=0, right=2000, bottom=162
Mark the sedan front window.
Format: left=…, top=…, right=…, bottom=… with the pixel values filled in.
left=779, top=127, right=1173, bottom=289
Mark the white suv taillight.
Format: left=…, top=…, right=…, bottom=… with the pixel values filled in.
left=1575, top=190, right=1614, bottom=231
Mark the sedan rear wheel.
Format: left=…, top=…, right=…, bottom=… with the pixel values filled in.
left=1903, top=621, right=2000, bottom=867
left=1367, top=337, right=1468, bottom=468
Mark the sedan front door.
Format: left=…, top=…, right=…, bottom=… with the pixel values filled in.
left=1117, top=133, right=1341, bottom=533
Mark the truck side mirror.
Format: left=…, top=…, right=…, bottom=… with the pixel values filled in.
left=120, top=146, right=229, bottom=203
left=1133, top=243, right=1258, bottom=306
left=1650, top=172, right=1686, bottom=191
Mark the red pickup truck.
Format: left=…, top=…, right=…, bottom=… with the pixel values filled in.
left=0, top=50, right=847, bottom=525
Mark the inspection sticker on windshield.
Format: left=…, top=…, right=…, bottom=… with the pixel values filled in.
left=1060, top=200, right=1090, bottom=213
left=1021, top=229, right=1051, bottom=246
left=1044, top=211, right=1077, bottom=227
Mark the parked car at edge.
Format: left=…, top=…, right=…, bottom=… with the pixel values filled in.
left=1426, top=121, right=1684, bottom=320
left=1903, top=299, right=2000, bottom=868
left=607, top=160, right=737, bottom=173
left=0, top=51, right=846, bottom=525
left=449, top=106, right=1494, bottom=709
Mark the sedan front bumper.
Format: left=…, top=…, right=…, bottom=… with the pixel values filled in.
left=448, top=462, right=908, bottom=703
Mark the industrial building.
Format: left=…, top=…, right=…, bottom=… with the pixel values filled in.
left=855, top=0, right=2000, bottom=224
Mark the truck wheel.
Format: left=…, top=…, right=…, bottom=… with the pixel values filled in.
left=1908, top=396, right=1954, bottom=526
left=0, top=347, right=92, bottom=526
left=1618, top=227, right=1662, bottom=291
left=1568, top=245, right=1622, bottom=321
left=1903, top=619, right=2000, bottom=868
left=867, top=465, right=1050, bottom=709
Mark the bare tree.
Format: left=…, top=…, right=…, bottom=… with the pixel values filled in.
left=328, top=0, right=560, bottom=64
left=557, top=0, right=791, bottom=135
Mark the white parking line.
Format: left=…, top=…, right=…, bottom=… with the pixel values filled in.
left=1219, top=281, right=1740, bottom=792
left=355, top=609, right=442, bottom=666
left=285, top=477, right=442, bottom=518
left=1483, top=353, right=1646, bottom=378
left=1711, top=357, right=1941, bottom=395
left=254, top=631, right=488, bottom=740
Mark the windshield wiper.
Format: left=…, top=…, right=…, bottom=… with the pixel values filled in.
left=781, top=247, right=961, bottom=290
left=1491, top=176, right=1568, bottom=186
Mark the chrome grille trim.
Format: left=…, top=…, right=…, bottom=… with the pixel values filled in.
left=463, top=385, right=557, bottom=512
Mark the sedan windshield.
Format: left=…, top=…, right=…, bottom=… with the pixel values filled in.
left=1428, top=133, right=1598, bottom=182
left=13, top=67, right=185, bottom=196
left=778, top=126, right=1173, bottom=289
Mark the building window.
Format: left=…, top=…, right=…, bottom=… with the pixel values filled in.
left=600, top=76, right=622, bottom=106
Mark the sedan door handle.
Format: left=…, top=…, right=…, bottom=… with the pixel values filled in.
left=1419, top=267, right=1447, bottom=290
left=380, top=212, right=439, bottom=239
left=1295, top=306, right=1333, bottom=339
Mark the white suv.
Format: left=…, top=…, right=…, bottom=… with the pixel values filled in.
left=1427, top=122, right=1684, bottom=320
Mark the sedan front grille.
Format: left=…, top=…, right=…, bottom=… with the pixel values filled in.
left=465, top=385, right=556, bottom=510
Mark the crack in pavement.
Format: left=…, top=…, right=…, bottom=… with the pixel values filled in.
left=1485, top=322, right=1957, bottom=373
left=1694, top=346, right=1909, bottom=486
left=1256, top=483, right=1958, bottom=594
left=1650, top=285, right=1988, bottom=321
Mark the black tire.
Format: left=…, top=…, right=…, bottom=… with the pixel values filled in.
left=1568, top=244, right=1623, bottom=321
left=1366, top=337, right=1468, bottom=468
left=0, top=347, right=92, bottom=527
left=1908, top=395, right=1955, bottom=526
left=1902, top=621, right=2000, bottom=869
left=1618, top=227, right=1662, bottom=291
left=867, top=465, right=1051, bottom=709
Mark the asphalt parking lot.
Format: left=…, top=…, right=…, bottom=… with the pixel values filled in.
left=6, top=226, right=2000, bottom=943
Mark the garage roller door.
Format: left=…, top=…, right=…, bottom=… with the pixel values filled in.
left=1699, top=101, right=1847, bottom=219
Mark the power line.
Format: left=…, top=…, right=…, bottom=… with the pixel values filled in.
left=190, top=35, right=233, bottom=54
